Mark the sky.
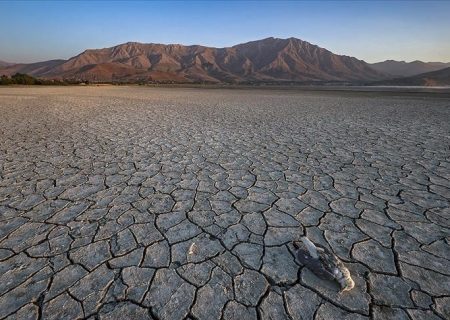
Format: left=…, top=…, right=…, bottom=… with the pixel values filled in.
left=1, top=1, right=449, bottom=63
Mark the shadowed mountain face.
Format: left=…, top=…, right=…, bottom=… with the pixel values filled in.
left=370, top=60, right=450, bottom=77
left=0, top=37, right=386, bottom=82
left=372, top=67, right=450, bottom=86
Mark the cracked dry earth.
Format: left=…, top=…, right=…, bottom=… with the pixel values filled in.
left=0, top=86, right=449, bottom=320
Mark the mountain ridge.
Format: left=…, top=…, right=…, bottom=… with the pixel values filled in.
left=0, top=37, right=386, bottom=83
left=370, top=60, right=450, bottom=77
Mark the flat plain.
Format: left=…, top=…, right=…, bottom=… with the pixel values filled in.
left=0, top=86, right=449, bottom=319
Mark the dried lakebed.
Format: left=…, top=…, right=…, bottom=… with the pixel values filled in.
left=0, top=86, right=449, bottom=320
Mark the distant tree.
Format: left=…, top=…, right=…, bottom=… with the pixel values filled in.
left=0, top=75, right=12, bottom=85
left=11, top=73, right=39, bottom=85
left=0, top=73, right=87, bottom=85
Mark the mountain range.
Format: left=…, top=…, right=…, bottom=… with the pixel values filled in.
left=372, top=67, right=450, bottom=86
left=0, top=37, right=384, bottom=83
left=370, top=60, right=450, bottom=77
left=0, top=37, right=449, bottom=85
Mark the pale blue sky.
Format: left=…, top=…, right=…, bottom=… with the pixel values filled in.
left=1, top=1, right=449, bottom=63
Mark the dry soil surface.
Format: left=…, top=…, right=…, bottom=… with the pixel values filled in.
left=0, top=86, right=449, bottom=319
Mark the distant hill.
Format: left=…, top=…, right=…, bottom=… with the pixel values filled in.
left=370, top=60, right=450, bottom=77
left=0, top=37, right=385, bottom=83
left=0, top=60, right=14, bottom=67
left=0, top=60, right=66, bottom=77
left=371, top=67, right=450, bottom=86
